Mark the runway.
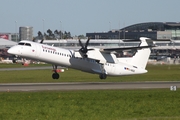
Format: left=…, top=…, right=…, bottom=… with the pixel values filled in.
left=0, top=82, right=179, bottom=92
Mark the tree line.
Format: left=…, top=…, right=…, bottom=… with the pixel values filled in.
left=36, top=29, right=86, bottom=40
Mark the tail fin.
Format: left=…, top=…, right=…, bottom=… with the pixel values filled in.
left=131, top=37, right=153, bottom=69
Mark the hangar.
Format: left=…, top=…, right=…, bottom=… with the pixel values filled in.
left=0, top=38, right=17, bottom=49
left=0, top=38, right=17, bottom=61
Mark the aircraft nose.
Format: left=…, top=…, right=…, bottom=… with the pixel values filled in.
left=8, top=47, right=17, bottom=55
left=7, top=48, right=13, bottom=54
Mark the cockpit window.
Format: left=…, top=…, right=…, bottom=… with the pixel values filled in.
left=25, top=43, right=31, bottom=46
left=18, top=42, right=31, bottom=46
left=18, top=42, right=25, bottom=45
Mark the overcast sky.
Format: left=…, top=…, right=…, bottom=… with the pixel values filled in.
left=0, top=0, right=180, bottom=36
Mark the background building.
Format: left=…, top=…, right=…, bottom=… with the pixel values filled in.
left=86, top=22, right=180, bottom=40
left=19, top=26, right=33, bottom=40
left=0, top=33, right=18, bottom=42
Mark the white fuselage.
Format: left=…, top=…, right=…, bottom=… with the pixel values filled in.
left=8, top=41, right=148, bottom=76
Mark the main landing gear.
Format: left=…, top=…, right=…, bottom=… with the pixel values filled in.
left=52, top=65, right=60, bottom=79
left=99, top=64, right=107, bottom=79
left=99, top=73, right=107, bottom=79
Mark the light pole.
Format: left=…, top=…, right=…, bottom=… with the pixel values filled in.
left=60, top=21, right=62, bottom=39
left=124, top=29, right=125, bottom=40
left=42, top=19, right=45, bottom=38
left=109, top=21, right=111, bottom=31
left=15, top=21, right=17, bottom=42
left=119, top=21, right=121, bottom=39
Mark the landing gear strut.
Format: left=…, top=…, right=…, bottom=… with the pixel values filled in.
left=52, top=65, right=60, bottom=79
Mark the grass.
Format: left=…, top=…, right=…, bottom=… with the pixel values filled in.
left=0, top=89, right=180, bottom=120
left=0, top=64, right=180, bottom=83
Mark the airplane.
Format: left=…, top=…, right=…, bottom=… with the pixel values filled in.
left=7, top=37, right=155, bottom=79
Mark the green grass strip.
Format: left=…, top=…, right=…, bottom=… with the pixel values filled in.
left=0, top=89, right=179, bottom=120
left=0, top=64, right=180, bottom=83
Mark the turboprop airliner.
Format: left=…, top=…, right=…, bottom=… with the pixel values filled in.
left=7, top=37, right=154, bottom=79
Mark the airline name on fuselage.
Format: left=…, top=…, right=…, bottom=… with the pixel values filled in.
left=42, top=45, right=56, bottom=51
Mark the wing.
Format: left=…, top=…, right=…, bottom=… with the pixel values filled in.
left=101, top=45, right=155, bottom=53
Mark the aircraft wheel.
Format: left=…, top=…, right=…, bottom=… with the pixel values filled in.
left=99, top=74, right=107, bottom=79
left=52, top=73, right=60, bottom=79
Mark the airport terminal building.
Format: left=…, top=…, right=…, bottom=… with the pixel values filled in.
left=86, top=22, right=180, bottom=40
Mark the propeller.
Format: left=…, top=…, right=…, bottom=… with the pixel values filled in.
left=32, top=38, right=44, bottom=43
left=40, top=39, right=44, bottom=43
left=32, top=38, right=36, bottom=42
left=79, top=38, right=90, bottom=54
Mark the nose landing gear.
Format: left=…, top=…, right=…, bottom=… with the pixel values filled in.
left=52, top=65, right=60, bottom=79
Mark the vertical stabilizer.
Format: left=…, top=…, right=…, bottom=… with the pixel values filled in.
left=131, top=37, right=152, bottom=69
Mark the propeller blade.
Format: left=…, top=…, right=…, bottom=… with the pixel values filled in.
left=85, top=38, right=90, bottom=48
left=32, top=38, right=36, bottom=42
left=87, top=48, right=94, bottom=51
left=40, top=39, right=44, bottom=43
left=78, top=39, right=84, bottom=48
